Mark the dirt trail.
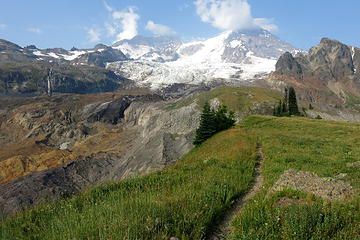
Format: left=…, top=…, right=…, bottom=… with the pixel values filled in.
left=207, top=143, right=265, bottom=240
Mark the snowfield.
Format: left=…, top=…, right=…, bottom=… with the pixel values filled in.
left=29, top=29, right=302, bottom=89
left=108, top=30, right=286, bottom=89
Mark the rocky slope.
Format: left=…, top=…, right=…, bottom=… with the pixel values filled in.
left=0, top=62, right=132, bottom=95
left=0, top=39, right=131, bottom=95
left=268, top=38, right=360, bottom=107
left=0, top=86, right=280, bottom=217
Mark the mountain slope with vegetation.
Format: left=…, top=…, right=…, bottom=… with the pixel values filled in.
left=232, top=116, right=360, bottom=239
left=1, top=115, right=359, bottom=239
left=0, top=124, right=257, bottom=239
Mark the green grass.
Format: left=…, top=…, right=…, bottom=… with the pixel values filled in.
left=166, top=86, right=281, bottom=112
left=0, top=127, right=257, bottom=240
left=232, top=116, right=360, bottom=240
left=1, top=115, right=360, bottom=239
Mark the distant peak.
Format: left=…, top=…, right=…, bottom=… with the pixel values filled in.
left=320, top=37, right=342, bottom=46
left=94, top=44, right=108, bottom=50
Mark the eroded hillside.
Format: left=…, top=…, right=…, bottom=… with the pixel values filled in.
left=0, top=86, right=280, bottom=217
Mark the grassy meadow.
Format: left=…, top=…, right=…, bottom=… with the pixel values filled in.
left=232, top=116, right=360, bottom=240
left=1, top=115, right=360, bottom=239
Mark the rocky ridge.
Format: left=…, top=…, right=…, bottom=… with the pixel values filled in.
left=269, top=38, right=360, bottom=106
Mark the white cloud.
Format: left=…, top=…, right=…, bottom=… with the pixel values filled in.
left=105, top=22, right=116, bottom=37
left=27, top=27, right=42, bottom=34
left=87, top=28, right=101, bottom=43
left=112, top=7, right=140, bottom=41
left=254, top=18, right=278, bottom=32
left=194, top=0, right=278, bottom=32
left=0, top=24, right=7, bottom=29
left=103, top=3, right=140, bottom=42
left=145, top=21, right=176, bottom=36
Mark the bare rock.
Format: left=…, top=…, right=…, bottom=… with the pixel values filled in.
left=270, top=169, right=355, bottom=201
left=346, top=161, right=360, bottom=168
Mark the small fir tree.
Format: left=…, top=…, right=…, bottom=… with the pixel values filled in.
left=193, top=102, right=236, bottom=146
left=214, top=105, right=236, bottom=132
left=288, top=87, right=300, bottom=116
left=273, top=87, right=301, bottom=117
left=193, top=102, right=216, bottom=145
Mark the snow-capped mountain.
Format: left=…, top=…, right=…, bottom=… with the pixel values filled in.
left=29, top=44, right=127, bottom=67
left=113, top=35, right=182, bottom=62
left=107, top=29, right=303, bottom=89
left=0, top=28, right=303, bottom=90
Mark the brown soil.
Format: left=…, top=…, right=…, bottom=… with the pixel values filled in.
left=270, top=169, right=356, bottom=201
left=0, top=89, right=149, bottom=184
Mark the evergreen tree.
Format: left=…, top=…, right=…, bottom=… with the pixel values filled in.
left=193, top=102, right=216, bottom=145
left=277, top=100, right=283, bottom=116
left=193, top=102, right=236, bottom=146
left=214, top=105, right=236, bottom=132
left=273, top=104, right=277, bottom=116
left=288, top=87, right=300, bottom=116
left=283, top=88, right=288, bottom=113
left=282, top=100, right=287, bottom=114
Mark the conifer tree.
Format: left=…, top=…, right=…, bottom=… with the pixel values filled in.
left=214, top=105, right=236, bottom=131
left=193, top=102, right=216, bottom=145
left=273, top=105, right=277, bottom=116
left=193, top=102, right=236, bottom=146
left=288, top=87, right=300, bottom=116
left=277, top=100, right=283, bottom=116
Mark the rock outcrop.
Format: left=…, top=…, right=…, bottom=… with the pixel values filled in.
left=268, top=38, right=360, bottom=111
left=0, top=63, right=132, bottom=95
left=271, top=169, right=355, bottom=201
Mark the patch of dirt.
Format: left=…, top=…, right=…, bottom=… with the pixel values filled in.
left=270, top=169, right=356, bottom=201
left=0, top=150, right=77, bottom=184
left=346, top=161, right=360, bottom=168
left=276, top=196, right=311, bottom=207
left=207, top=143, right=265, bottom=240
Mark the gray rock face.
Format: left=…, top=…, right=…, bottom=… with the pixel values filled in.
left=0, top=39, right=133, bottom=96
left=275, top=52, right=303, bottom=78
left=72, top=46, right=128, bottom=67
left=85, top=94, right=163, bottom=124
left=275, top=38, right=358, bottom=81
left=0, top=39, right=37, bottom=63
left=0, top=63, right=132, bottom=95
left=0, top=95, right=200, bottom=218
left=0, top=153, right=118, bottom=217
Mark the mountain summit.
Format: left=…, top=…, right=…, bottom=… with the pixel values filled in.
left=108, top=29, right=301, bottom=89
left=0, top=29, right=301, bottom=94
left=271, top=38, right=360, bottom=106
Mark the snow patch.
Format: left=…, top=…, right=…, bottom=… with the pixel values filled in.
left=47, top=52, right=60, bottom=59
left=113, top=43, right=153, bottom=59
left=33, top=51, right=47, bottom=57
left=229, top=40, right=243, bottom=48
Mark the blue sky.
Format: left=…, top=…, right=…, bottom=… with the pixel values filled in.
left=0, top=0, right=359, bottom=50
